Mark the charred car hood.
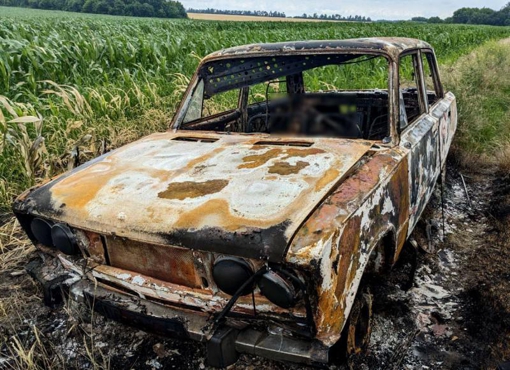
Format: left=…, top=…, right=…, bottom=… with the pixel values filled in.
left=15, top=132, right=374, bottom=262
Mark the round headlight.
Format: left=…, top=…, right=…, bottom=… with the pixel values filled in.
left=258, top=270, right=298, bottom=308
left=30, top=218, right=53, bottom=247
left=51, top=223, right=79, bottom=255
left=212, top=257, right=254, bottom=296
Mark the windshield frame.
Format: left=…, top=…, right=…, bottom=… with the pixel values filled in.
left=171, top=50, right=398, bottom=144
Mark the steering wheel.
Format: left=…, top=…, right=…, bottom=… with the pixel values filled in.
left=247, top=112, right=291, bottom=133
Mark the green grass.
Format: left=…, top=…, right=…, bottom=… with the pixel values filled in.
left=442, top=40, right=510, bottom=169
left=1, top=6, right=510, bottom=212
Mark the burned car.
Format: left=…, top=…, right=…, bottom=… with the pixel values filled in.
left=13, top=38, right=456, bottom=367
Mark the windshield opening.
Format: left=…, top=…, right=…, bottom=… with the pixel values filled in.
left=180, top=53, right=390, bottom=141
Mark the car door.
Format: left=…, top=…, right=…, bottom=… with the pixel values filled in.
left=422, top=50, right=457, bottom=174
left=399, top=50, right=448, bottom=234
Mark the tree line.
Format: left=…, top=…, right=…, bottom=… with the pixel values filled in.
left=412, top=3, right=510, bottom=26
left=187, top=8, right=371, bottom=22
left=0, top=0, right=187, bottom=18
left=296, top=13, right=371, bottom=21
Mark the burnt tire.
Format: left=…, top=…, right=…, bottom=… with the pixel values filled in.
left=67, top=295, right=93, bottom=323
left=345, top=288, right=373, bottom=356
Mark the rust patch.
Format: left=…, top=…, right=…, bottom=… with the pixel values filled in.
left=174, top=198, right=262, bottom=231
left=239, top=147, right=326, bottom=169
left=238, top=148, right=282, bottom=169
left=282, top=148, right=325, bottom=158
left=85, top=231, right=106, bottom=265
left=268, top=161, right=309, bottom=175
left=335, top=216, right=362, bottom=298
left=314, top=168, right=340, bottom=191
left=158, top=179, right=228, bottom=200
left=106, top=237, right=202, bottom=288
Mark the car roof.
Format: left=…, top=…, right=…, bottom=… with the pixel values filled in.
left=203, top=37, right=432, bottom=62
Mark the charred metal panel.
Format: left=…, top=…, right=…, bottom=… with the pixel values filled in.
left=91, top=264, right=307, bottom=321
left=434, top=92, right=457, bottom=160
left=204, top=38, right=432, bottom=63
left=402, top=92, right=457, bottom=234
left=286, top=149, right=409, bottom=346
left=404, top=115, right=439, bottom=231
left=200, top=54, right=360, bottom=97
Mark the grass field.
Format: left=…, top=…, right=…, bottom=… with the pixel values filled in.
left=1, top=6, right=510, bottom=212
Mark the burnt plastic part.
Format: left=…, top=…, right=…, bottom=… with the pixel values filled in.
left=70, top=279, right=330, bottom=365
left=84, top=291, right=190, bottom=339
left=30, top=218, right=53, bottom=247
left=26, top=258, right=70, bottom=307
left=206, top=326, right=240, bottom=368
left=51, top=223, right=79, bottom=255
left=212, top=257, right=254, bottom=296
left=258, top=270, right=297, bottom=308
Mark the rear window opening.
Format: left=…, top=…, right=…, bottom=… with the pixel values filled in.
left=179, top=53, right=390, bottom=141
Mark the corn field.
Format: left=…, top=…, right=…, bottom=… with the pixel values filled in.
left=1, top=6, right=510, bottom=212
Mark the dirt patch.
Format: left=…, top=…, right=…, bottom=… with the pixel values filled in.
left=349, top=164, right=510, bottom=369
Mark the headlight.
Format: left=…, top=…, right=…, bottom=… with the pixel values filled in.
left=212, top=256, right=254, bottom=296
left=30, top=218, right=53, bottom=247
left=51, top=223, right=79, bottom=255
left=258, top=270, right=299, bottom=308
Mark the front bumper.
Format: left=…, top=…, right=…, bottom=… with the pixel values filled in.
left=27, top=256, right=329, bottom=367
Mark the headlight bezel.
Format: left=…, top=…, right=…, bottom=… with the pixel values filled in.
left=212, top=256, right=255, bottom=296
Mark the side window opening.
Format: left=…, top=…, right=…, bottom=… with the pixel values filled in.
left=399, top=53, right=424, bottom=130
left=183, top=80, right=204, bottom=123
left=421, top=52, right=440, bottom=106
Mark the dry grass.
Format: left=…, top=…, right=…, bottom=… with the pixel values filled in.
left=0, top=219, right=110, bottom=370
left=0, top=218, right=113, bottom=370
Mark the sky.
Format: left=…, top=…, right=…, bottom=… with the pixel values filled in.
left=180, top=0, right=508, bottom=20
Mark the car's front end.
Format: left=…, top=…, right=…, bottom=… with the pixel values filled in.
left=15, top=38, right=435, bottom=367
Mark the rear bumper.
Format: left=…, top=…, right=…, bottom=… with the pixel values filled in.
left=27, top=255, right=330, bottom=367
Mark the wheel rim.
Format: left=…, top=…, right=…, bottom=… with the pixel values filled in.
left=346, top=291, right=373, bottom=355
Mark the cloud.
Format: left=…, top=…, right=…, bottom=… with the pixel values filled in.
left=181, top=0, right=508, bottom=20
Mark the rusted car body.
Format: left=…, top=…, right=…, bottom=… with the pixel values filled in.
left=13, top=38, right=456, bottom=366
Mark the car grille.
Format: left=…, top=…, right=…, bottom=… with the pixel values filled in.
left=105, top=236, right=203, bottom=289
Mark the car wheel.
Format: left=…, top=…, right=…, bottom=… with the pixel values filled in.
left=345, top=288, right=373, bottom=355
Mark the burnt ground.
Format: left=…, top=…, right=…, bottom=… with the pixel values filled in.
left=0, top=162, right=509, bottom=370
